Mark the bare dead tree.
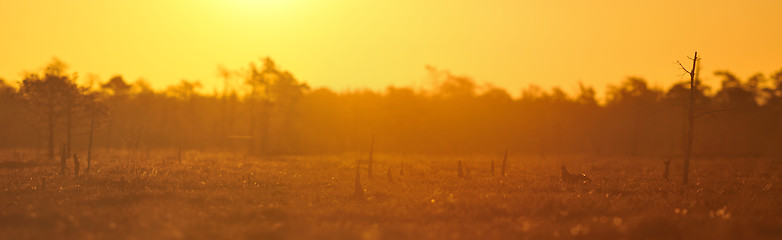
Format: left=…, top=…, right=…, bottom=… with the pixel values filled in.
left=677, top=52, right=699, bottom=185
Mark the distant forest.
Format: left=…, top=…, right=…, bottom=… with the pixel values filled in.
left=1, top=58, right=781, bottom=158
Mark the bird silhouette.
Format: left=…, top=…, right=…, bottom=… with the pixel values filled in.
left=561, top=165, right=592, bottom=184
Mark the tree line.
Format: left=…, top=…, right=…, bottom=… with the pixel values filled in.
left=1, top=58, right=781, bottom=158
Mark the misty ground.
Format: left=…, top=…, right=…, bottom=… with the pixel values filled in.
left=1, top=150, right=780, bottom=240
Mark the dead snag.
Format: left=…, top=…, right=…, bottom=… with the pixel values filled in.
left=458, top=160, right=464, bottom=178
left=354, top=159, right=364, bottom=198
left=73, top=153, right=80, bottom=176
left=491, top=160, right=495, bottom=176
left=501, top=148, right=508, bottom=176
left=678, top=51, right=699, bottom=185
left=663, top=157, right=671, bottom=181
left=177, top=146, right=183, bottom=164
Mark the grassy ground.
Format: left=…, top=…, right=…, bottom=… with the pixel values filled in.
left=1, top=149, right=780, bottom=239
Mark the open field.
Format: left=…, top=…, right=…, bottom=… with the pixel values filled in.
left=1, top=150, right=781, bottom=240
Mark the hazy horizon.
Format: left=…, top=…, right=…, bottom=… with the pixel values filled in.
left=2, top=0, right=781, bottom=97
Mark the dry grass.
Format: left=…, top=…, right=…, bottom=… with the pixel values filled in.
left=0, top=150, right=780, bottom=239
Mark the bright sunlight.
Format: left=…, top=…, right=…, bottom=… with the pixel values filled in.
left=216, top=0, right=305, bottom=16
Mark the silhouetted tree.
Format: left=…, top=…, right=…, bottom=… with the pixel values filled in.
left=4, top=57, right=782, bottom=159
left=167, top=80, right=202, bottom=101
left=606, top=77, right=662, bottom=155
left=102, top=75, right=132, bottom=96
left=0, top=79, right=19, bottom=147
left=244, top=57, right=308, bottom=154
left=83, top=92, right=110, bottom=172
left=245, top=59, right=273, bottom=154
left=712, top=70, right=761, bottom=155
left=100, top=75, right=132, bottom=149
left=679, top=52, right=699, bottom=185
left=18, top=59, right=81, bottom=161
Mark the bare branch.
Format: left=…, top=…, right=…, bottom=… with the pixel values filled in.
left=677, top=61, right=692, bottom=75
left=695, top=108, right=734, bottom=119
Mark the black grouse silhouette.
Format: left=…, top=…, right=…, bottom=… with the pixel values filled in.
left=560, top=165, right=592, bottom=184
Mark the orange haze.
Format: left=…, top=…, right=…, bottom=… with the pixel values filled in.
left=1, top=0, right=781, bottom=97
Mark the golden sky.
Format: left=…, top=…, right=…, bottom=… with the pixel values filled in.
left=1, top=0, right=780, bottom=97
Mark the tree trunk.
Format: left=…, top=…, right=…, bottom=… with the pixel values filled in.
left=106, top=120, right=113, bottom=150
left=501, top=148, right=508, bottom=176
left=457, top=160, right=464, bottom=178
left=632, top=116, right=640, bottom=156
left=48, top=114, right=55, bottom=162
left=354, top=159, right=363, bottom=198
left=368, top=135, right=374, bottom=179
left=60, top=144, right=66, bottom=175
left=87, top=112, right=95, bottom=173
left=66, top=110, right=72, bottom=159
left=261, top=102, right=270, bottom=155
left=663, top=158, right=671, bottom=181
left=491, top=160, right=495, bottom=176
left=247, top=98, right=257, bottom=154
left=683, top=52, right=698, bottom=185
left=73, top=153, right=79, bottom=176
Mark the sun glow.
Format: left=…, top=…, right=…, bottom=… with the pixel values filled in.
left=216, top=0, right=304, bottom=15
left=203, top=0, right=312, bottom=23
left=230, top=0, right=290, bottom=8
